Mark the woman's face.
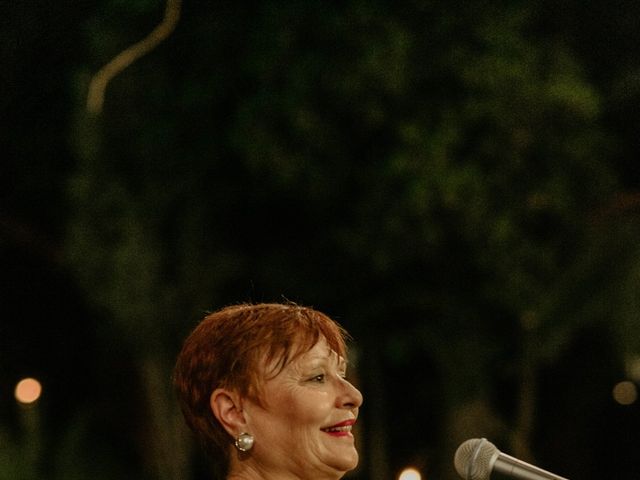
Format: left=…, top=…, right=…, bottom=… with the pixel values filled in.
left=243, top=337, right=363, bottom=479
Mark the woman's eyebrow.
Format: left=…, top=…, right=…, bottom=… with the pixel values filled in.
left=304, top=352, right=346, bottom=366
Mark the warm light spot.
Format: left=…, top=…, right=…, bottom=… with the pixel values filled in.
left=613, top=381, right=637, bottom=405
left=15, top=378, right=42, bottom=405
left=399, top=467, right=422, bottom=480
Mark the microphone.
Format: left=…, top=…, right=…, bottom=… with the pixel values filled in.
left=454, top=438, right=570, bottom=480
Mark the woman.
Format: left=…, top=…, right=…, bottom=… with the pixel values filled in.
left=173, top=302, right=364, bottom=480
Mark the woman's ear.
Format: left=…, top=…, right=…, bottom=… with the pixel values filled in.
left=210, top=388, right=246, bottom=436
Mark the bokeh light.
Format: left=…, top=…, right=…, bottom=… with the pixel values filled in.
left=14, top=377, right=42, bottom=405
left=398, top=467, right=422, bottom=480
left=612, top=381, right=637, bottom=405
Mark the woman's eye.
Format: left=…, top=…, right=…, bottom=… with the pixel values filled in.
left=310, top=374, right=325, bottom=383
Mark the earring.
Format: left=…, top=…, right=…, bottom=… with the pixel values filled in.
left=234, top=432, right=254, bottom=452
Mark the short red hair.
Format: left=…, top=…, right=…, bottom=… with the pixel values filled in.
left=173, top=303, right=349, bottom=470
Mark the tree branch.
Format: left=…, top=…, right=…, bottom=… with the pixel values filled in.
left=86, top=0, right=182, bottom=115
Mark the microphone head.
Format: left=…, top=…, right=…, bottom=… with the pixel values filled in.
left=454, top=438, right=499, bottom=480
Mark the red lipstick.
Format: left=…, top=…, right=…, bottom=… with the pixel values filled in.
left=321, top=419, right=356, bottom=437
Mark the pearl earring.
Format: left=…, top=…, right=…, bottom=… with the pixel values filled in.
left=234, top=432, right=254, bottom=452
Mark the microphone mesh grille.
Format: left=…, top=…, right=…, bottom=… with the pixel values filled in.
left=453, top=438, right=498, bottom=480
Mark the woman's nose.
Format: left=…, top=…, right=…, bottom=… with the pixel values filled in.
left=337, top=377, right=363, bottom=409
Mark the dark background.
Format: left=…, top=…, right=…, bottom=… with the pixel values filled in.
left=2, top=1, right=640, bottom=479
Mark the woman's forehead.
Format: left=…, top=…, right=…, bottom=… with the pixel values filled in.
left=290, top=342, right=347, bottom=370
left=263, top=338, right=346, bottom=374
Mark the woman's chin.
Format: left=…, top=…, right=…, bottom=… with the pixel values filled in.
left=329, top=448, right=359, bottom=473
